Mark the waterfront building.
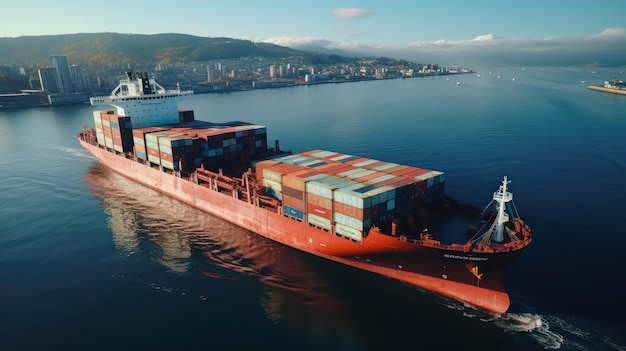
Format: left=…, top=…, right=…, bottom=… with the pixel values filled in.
left=49, top=54, right=76, bottom=94
left=38, top=67, right=60, bottom=93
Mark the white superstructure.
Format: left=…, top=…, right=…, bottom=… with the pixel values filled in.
left=90, top=72, right=193, bottom=128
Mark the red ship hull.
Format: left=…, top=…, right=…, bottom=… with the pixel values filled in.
left=79, top=139, right=520, bottom=314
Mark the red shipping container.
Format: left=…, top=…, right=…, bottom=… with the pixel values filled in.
left=147, top=147, right=159, bottom=157
left=333, top=201, right=366, bottom=220
left=307, top=203, right=332, bottom=221
left=400, top=168, right=431, bottom=178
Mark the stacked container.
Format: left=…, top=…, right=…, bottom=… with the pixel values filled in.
left=133, top=127, right=168, bottom=161
left=193, top=124, right=267, bottom=164
left=255, top=150, right=446, bottom=241
left=93, top=110, right=133, bottom=153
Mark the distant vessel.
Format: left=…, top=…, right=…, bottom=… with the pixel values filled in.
left=456, top=82, right=461, bottom=86
left=77, top=72, right=532, bottom=314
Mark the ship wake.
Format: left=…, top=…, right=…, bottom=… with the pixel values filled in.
left=495, top=313, right=624, bottom=350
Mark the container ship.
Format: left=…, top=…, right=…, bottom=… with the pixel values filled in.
left=78, top=72, right=532, bottom=314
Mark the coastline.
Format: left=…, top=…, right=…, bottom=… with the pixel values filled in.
left=587, top=85, right=626, bottom=95
left=0, top=71, right=473, bottom=110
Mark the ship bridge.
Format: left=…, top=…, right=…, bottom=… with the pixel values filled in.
left=90, top=72, right=193, bottom=129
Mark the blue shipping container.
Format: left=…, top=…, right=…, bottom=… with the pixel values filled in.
left=283, top=206, right=304, bottom=220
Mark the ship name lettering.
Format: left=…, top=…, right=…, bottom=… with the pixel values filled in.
left=444, top=254, right=488, bottom=261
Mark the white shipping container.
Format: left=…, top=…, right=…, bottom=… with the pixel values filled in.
left=310, top=150, right=337, bottom=158
left=308, top=213, right=331, bottom=230
left=329, top=154, right=354, bottom=162
left=148, top=154, right=160, bottom=165
left=93, top=111, right=103, bottom=126
left=347, top=169, right=376, bottom=179
left=306, top=176, right=344, bottom=199
left=372, top=162, right=399, bottom=171
left=146, top=140, right=159, bottom=151
left=334, top=212, right=363, bottom=231
left=370, top=173, right=397, bottom=184
left=263, top=168, right=284, bottom=183
left=133, top=136, right=145, bottom=146
left=338, top=168, right=366, bottom=177
left=159, top=144, right=172, bottom=155
left=335, top=223, right=363, bottom=241
left=263, top=178, right=282, bottom=192
left=416, top=171, right=445, bottom=187
left=353, top=159, right=379, bottom=167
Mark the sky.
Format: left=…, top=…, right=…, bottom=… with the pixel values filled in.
left=4, top=0, right=626, bottom=66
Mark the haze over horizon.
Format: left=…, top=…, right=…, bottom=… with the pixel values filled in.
left=3, top=0, right=626, bottom=67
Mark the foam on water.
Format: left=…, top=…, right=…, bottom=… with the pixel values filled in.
left=50, top=145, right=94, bottom=160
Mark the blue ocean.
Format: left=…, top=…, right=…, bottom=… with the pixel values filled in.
left=1, top=66, right=625, bottom=350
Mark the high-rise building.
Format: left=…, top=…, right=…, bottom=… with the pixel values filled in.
left=38, top=67, right=60, bottom=93
left=207, top=64, right=213, bottom=82
left=69, top=65, right=86, bottom=92
left=49, top=54, right=75, bottom=94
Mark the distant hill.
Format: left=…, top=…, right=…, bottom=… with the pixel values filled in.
left=0, top=32, right=346, bottom=68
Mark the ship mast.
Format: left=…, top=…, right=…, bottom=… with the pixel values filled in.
left=469, top=176, right=515, bottom=245
left=492, top=176, right=513, bottom=242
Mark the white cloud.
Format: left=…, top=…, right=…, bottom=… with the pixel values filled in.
left=255, top=28, right=626, bottom=66
left=471, top=33, right=496, bottom=41
left=596, top=27, right=625, bottom=36
left=333, top=8, right=373, bottom=19
left=259, top=36, right=333, bottom=48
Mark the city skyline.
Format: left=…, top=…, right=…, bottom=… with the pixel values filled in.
left=2, top=1, right=626, bottom=66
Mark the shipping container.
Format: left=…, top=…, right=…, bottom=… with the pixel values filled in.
left=335, top=222, right=363, bottom=241
left=353, top=159, right=380, bottom=168
left=344, top=157, right=369, bottom=166
left=309, top=150, right=339, bottom=159
left=371, top=162, right=400, bottom=172
left=306, top=192, right=333, bottom=211
left=307, top=213, right=331, bottom=231
left=307, top=202, right=332, bottom=220
left=283, top=205, right=304, bottom=221
left=282, top=170, right=326, bottom=191
left=283, top=195, right=305, bottom=212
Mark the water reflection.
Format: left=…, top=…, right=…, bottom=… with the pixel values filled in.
left=84, top=163, right=358, bottom=347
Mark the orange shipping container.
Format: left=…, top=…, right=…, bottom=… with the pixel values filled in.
left=401, top=168, right=431, bottom=178
left=283, top=195, right=305, bottom=211
left=306, top=192, right=333, bottom=210
left=333, top=201, right=367, bottom=220
left=385, top=165, right=410, bottom=174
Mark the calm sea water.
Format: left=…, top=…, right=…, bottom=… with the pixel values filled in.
left=1, top=67, right=625, bottom=350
